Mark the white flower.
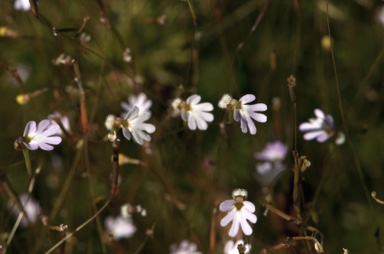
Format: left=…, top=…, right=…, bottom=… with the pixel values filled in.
left=122, top=106, right=156, bottom=145
left=219, top=94, right=267, bottom=135
left=234, top=94, right=267, bottom=134
left=104, top=215, right=136, bottom=240
left=14, top=0, right=30, bottom=11
left=19, top=120, right=62, bottom=151
left=121, top=93, right=152, bottom=117
left=299, top=108, right=344, bottom=145
left=224, top=240, right=251, bottom=254
left=219, top=189, right=257, bottom=237
left=172, top=94, right=214, bottom=130
left=48, top=112, right=71, bottom=135
left=9, top=193, right=41, bottom=227
left=169, top=240, right=202, bottom=254
left=181, top=95, right=214, bottom=130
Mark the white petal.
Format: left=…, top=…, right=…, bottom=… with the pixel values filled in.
left=314, top=109, right=324, bottom=119
left=228, top=213, right=241, bottom=237
left=316, top=133, right=331, bottom=142
left=23, top=121, right=36, bottom=136
left=250, top=112, right=267, bottom=123
left=38, top=143, right=54, bottom=151
left=299, top=122, right=319, bottom=131
left=36, top=120, right=51, bottom=133
left=248, top=103, right=267, bottom=112
left=239, top=94, right=255, bottom=104
left=303, top=130, right=326, bottom=140
left=220, top=209, right=236, bottom=227
left=239, top=217, right=253, bottom=236
left=186, top=94, right=201, bottom=105
left=243, top=201, right=256, bottom=213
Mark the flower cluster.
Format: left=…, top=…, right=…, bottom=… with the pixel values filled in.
left=219, top=189, right=257, bottom=237
left=254, top=141, right=288, bottom=186
left=218, top=94, right=267, bottom=134
left=15, top=119, right=62, bottom=151
left=104, top=215, right=136, bottom=240
left=299, top=109, right=345, bottom=145
left=172, top=94, right=214, bottom=130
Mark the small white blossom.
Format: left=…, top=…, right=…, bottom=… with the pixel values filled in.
left=171, top=98, right=183, bottom=116
left=224, top=240, right=251, bottom=254
left=219, top=94, right=267, bottom=135
left=299, top=108, right=344, bottom=145
left=9, top=194, right=41, bottom=227
left=219, top=188, right=257, bottom=237
left=172, top=95, right=214, bottom=130
left=104, top=215, right=136, bottom=240
left=121, top=93, right=152, bottom=117
left=121, top=106, right=156, bottom=145
left=14, top=0, right=30, bottom=11
left=170, top=240, right=202, bottom=254
left=18, top=120, right=62, bottom=151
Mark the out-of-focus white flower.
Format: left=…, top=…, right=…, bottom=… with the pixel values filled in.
left=169, top=240, right=202, bottom=254
left=254, top=141, right=288, bottom=186
left=219, top=189, right=257, bottom=237
left=219, top=94, right=267, bottom=135
left=104, top=215, right=136, bottom=240
left=105, top=115, right=117, bottom=131
left=172, top=94, right=214, bottom=130
left=224, top=240, right=251, bottom=254
left=121, top=106, right=156, bottom=145
left=9, top=193, right=41, bottom=227
left=16, top=120, right=62, bottom=151
left=14, top=0, right=30, bottom=11
left=121, top=203, right=147, bottom=218
left=375, top=6, right=384, bottom=27
left=48, top=112, right=71, bottom=135
left=121, top=93, right=152, bottom=117
left=299, top=108, right=344, bottom=145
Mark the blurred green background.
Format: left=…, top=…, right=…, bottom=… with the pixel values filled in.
left=1, top=0, right=384, bottom=253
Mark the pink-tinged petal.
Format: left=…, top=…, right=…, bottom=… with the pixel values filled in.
left=190, top=113, right=208, bottom=130
left=324, top=115, right=334, bottom=128
left=220, top=209, right=236, bottom=226
left=239, top=94, right=255, bottom=104
left=23, top=121, right=36, bottom=136
left=36, top=120, right=51, bottom=133
left=303, top=130, right=326, bottom=140
left=250, top=112, right=267, bottom=123
left=38, top=143, right=54, bottom=151
left=24, top=142, right=38, bottom=150
left=316, top=133, right=331, bottom=142
left=239, top=217, right=253, bottom=236
left=243, top=201, right=255, bottom=213
left=233, top=110, right=241, bottom=122
left=186, top=94, right=201, bottom=105
left=299, top=122, right=319, bottom=131
left=248, top=103, right=267, bottom=112
left=314, top=109, right=324, bottom=119
left=219, top=200, right=236, bottom=212
left=43, top=136, right=62, bottom=145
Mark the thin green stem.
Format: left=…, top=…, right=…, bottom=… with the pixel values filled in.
left=22, top=149, right=32, bottom=177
